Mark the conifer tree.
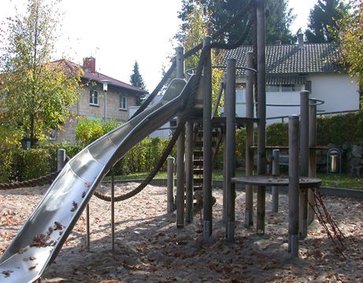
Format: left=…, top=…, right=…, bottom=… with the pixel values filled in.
left=305, top=0, right=349, bottom=43
left=130, top=61, right=147, bottom=91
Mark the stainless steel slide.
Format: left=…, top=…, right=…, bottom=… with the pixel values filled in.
left=0, top=78, right=193, bottom=282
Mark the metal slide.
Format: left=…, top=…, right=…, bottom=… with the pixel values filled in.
left=0, top=78, right=193, bottom=282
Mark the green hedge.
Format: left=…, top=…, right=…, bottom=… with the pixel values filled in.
left=0, top=142, right=82, bottom=183
left=264, top=111, right=363, bottom=146
left=113, top=137, right=175, bottom=175
left=2, top=111, right=360, bottom=183
left=0, top=137, right=173, bottom=183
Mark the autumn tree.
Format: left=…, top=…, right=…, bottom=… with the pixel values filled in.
left=338, top=1, right=363, bottom=105
left=305, top=0, right=349, bottom=43
left=0, top=0, right=82, bottom=148
left=176, top=2, right=224, bottom=113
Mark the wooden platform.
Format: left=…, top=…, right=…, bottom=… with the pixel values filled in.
left=232, top=175, right=321, bottom=188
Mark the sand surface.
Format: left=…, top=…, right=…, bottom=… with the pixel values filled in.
left=1, top=183, right=362, bottom=282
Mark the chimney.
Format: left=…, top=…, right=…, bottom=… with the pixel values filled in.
left=83, top=57, right=96, bottom=73
left=297, top=33, right=304, bottom=48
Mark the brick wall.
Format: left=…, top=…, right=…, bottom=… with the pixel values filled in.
left=54, top=85, right=139, bottom=143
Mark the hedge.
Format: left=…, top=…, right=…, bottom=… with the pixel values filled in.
left=264, top=111, right=363, bottom=147
left=1, top=111, right=361, bottom=182
left=0, top=138, right=174, bottom=183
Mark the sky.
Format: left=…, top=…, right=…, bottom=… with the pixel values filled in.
left=0, top=0, right=320, bottom=91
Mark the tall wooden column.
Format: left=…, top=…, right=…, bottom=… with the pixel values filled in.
left=244, top=51, right=254, bottom=227
left=202, top=36, right=213, bottom=240
left=256, top=0, right=267, bottom=235
left=176, top=46, right=185, bottom=228
left=225, top=59, right=236, bottom=242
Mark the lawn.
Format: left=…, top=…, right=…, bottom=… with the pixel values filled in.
left=109, top=170, right=363, bottom=191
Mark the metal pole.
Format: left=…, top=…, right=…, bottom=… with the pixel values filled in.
left=308, top=102, right=317, bottom=224
left=300, top=90, right=310, bottom=175
left=245, top=51, right=254, bottom=227
left=103, top=90, right=107, bottom=121
left=176, top=46, right=185, bottom=228
left=86, top=203, right=90, bottom=251
left=111, top=169, right=115, bottom=252
left=225, top=59, right=236, bottom=242
left=56, top=149, right=66, bottom=172
left=299, top=90, right=309, bottom=239
left=202, top=36, right=213, bottom=240
left=185, top=121, right=194, bottom=223
left=256, top=0, right=267, bottom=235
left=271, top=149, right=280, bottom=212
left=288, top=116, right=300, bottom=258
left=176, top=46, right=185, bottom=79
left=167, top=156, right=175, bottom=213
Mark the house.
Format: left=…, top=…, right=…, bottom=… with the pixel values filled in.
left=128, top=94, right=177, bottom=138
left=53, top=57, right=147, bottom=142
left=220, top=35, right=361, bottom=124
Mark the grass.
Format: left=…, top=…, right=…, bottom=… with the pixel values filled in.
left=317, top=173, right=363, bottom=190
left=110, top=169, right=363, bottom=191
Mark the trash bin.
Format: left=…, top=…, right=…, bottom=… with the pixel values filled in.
left=327, top=148, right=342, bottom=174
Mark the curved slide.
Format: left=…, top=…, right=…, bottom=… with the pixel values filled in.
left=0, top=78, right=194, bottom=282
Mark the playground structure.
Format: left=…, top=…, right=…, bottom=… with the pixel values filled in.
left=0, top=1, right=328, bottom=282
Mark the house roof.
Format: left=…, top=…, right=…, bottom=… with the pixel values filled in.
left=220, top=43, right=344, bottom=84
left=53, top=59, right=147, bottom=95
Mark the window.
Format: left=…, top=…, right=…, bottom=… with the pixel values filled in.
left=119, top=95, right=127, bottom=110
left=281, top=84, right=296, bottom=92
left=89, top=89, right=99, bottom=105
left=266, top=85, right=280, bottom=92
left=266, top=84, right=299, bottom=93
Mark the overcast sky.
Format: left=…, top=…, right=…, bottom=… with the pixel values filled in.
left=0, top=0, right=320, bottom=91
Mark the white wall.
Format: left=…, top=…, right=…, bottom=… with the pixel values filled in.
left=309, top=73, right=359, bottom=113
left=128, top=103, right=173, bottom=138
left=236, top=88, right=301, bottom=124
left=235, top=73, right=360, bottom=124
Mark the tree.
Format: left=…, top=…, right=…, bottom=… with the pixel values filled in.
left=0, top=0, right=82, bottom=148
left=177, top=3, right=224, bottom=114
left=305, top=0, right=349, bottom=43
left=177, top=0, right=295, bottom=45
left=338, top=1, right=363, bottom=103
left=130, top=61, right=147, bottom=91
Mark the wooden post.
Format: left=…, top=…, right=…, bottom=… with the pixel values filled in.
left=256, top=0, right=267, bottom=235
left=225, top=59, right=236, bottom=242
left=167, top=156, right=175, bottom=213
left=288, top=116, right=300, bottom=258
left=245, top=51, right=254, bottom=227
left=299, top=90, right=309, bottom=239
left=308, top=102, right=317, bottom=223
left=202, top=36, right=213, bottom=240
left=185, top=121, right=194, bottom=223
left=176, top=46, right=185, bottom=228
left=271, top=149, right=280, bottom=212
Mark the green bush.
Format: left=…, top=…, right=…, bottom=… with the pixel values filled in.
left=75, top=118, right=120, bottom=145
left=267, top=123, right=288, bottom=146
left=113, top=137, right=174, bottom=176
left=264, top=111, right=363, bottom=147
left=317, top=111, right=363, bottom=145
left=0, top=141, right=83, bottom=183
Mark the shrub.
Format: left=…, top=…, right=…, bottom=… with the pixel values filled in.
left=75, top=118, right=120, bottom=146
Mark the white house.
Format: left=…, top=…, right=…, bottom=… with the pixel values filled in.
left=221, top=36, right=361, bottom=124
left=128, top=95, right=176, bottom=138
